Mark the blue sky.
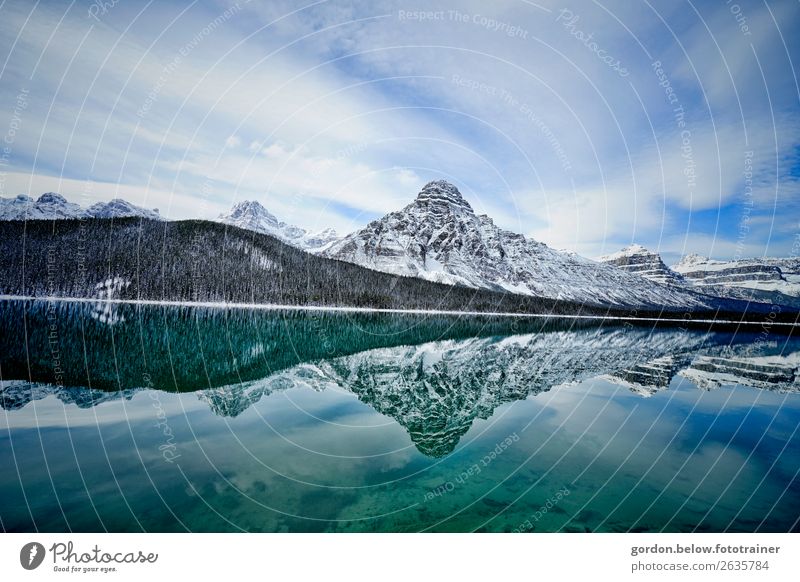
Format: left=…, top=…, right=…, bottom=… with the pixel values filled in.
left=0, top=0, right=798, bottom=262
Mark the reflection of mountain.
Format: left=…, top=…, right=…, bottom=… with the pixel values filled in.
left=0, top=298, right=609, bottom=392
left=2, top=300, right=799, bottom=457
left=680, top=353, right=799, bottom=391
left=0, top=380, right=140, bottom=410
left=601, top=355, right=688, bottom=397
left=196, top=331, right=800, bottom=457
left=312, top=332, right=701, bottom=457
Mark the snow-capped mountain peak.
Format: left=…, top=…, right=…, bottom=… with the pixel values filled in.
left=672, top=253, right=800, bottom=303
left=415, top=179, right=473, bottom=211
left=323, top=180, right=714, bottom=309
left=220, top=200, right=284, bottom=232
left=217, top=199, right=339, bottom=251
left=675, top=253, right=716, bottom=269
left=303, top=227, right=340, bottom=251
left=0, top=192, right=164, bottom=220
left=85, top=198, right=161, bottom=220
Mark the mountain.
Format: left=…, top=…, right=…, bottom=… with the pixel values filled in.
left=0, top=192, right=83, bottom=219
left=0, top=192, right=162, bottom=220
left=217, top=200, right=339, bottom=251
left=0, top=218, right=620, bottom=317
left=597, top=245, right=800, bottom=308
left=673, top=254, right=800, bottom=307
left=598, top=244, right=685, bottom=286
left=323, top=180, right=715, bottom=309
left=84, top=198, right=162, bottom=220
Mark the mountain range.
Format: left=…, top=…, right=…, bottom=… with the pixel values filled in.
left=599, top=244, right=800, bottom=308
left=320, top=181, right=712, bottom=309
left=1, top=181, right=799, bottom=314
left=217, top=200, right=339, bottom=251
left=0, top=192, right=162, bottom=220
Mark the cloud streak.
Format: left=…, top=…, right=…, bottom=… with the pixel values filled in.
left=0, top=0, right=797, bottom=258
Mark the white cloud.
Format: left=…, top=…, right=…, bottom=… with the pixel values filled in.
left=0, top=0, right=797, bottom=259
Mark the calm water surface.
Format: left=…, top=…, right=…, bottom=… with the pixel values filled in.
left=1, top=299, right=799, bottom=532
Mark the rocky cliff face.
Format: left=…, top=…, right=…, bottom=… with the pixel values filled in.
left=598, top=244, right=685, bottom=286
left=323, top=181, right=713, bottom=310
left=673, top=254, right=800, bottom=306
left=597, top=246, right=800, bottom=308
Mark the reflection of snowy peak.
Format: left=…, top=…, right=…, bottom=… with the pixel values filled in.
left=195, top=327, right=712, bottom=457
left=601, top=355, right=688, bottom=397
left=6, top=327, right=800, bottom=456
left=0, top=380, right=139, bottom=410
left=0, top=192, right=162, bottom=220
left=679, top=353, right=800, bottom=391
left=323, top=181, right=712, bottom=309
left=217, top=200, right=339, bottom=251
left=598, top=244, right=684, bottom=286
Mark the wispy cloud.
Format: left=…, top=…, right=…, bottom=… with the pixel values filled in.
left=1, top=0, right=798, bottom=258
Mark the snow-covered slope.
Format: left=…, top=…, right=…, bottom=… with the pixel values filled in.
left=0, top=192, right=83, bottom=219
left=0, top=192, right=163, bottom=220
left=598, top=244, right=685, bottom=286
left=673, top=254, right=800, bottom=299
left=85, top=198, right=161, bottom=220
left=323, top=180, right=713, bottom=309
left=217, top=200, right=339, bottom=251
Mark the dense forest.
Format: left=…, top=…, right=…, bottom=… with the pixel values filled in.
left=0, top=217, right=795, bottom=323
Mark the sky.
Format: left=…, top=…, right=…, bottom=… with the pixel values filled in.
left=0, top=0, right=798, bottom=263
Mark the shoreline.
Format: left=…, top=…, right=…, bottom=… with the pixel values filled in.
left=1, top=295, right=798, bottom=328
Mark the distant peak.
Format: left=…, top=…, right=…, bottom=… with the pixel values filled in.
left=227, top=200, right=276, bottom=219
left=676, top=253, right=710, bottom=266
left=415, top=180, right=472, bottom=210
left=619, top=243, right=657, bottom=256
left=231, top=199, right=265, bottom=211
left=37, top=192, right=67, bottom=204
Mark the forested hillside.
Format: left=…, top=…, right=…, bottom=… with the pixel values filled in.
left=0, top=218, right=793, bottom=322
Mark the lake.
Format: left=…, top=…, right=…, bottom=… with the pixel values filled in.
left=1, top=299, right=799, bottom=532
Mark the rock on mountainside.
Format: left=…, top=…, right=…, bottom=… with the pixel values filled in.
left=0, top=192, right=162, bottom=220
left=217, top=199, right=339, bottom=251
left=598, top=244, right=685, bottom=286
left=323, top=180, right=714, bottom=309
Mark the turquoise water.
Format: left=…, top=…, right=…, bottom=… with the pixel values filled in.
left=1, top=300, right=799, bottom=532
